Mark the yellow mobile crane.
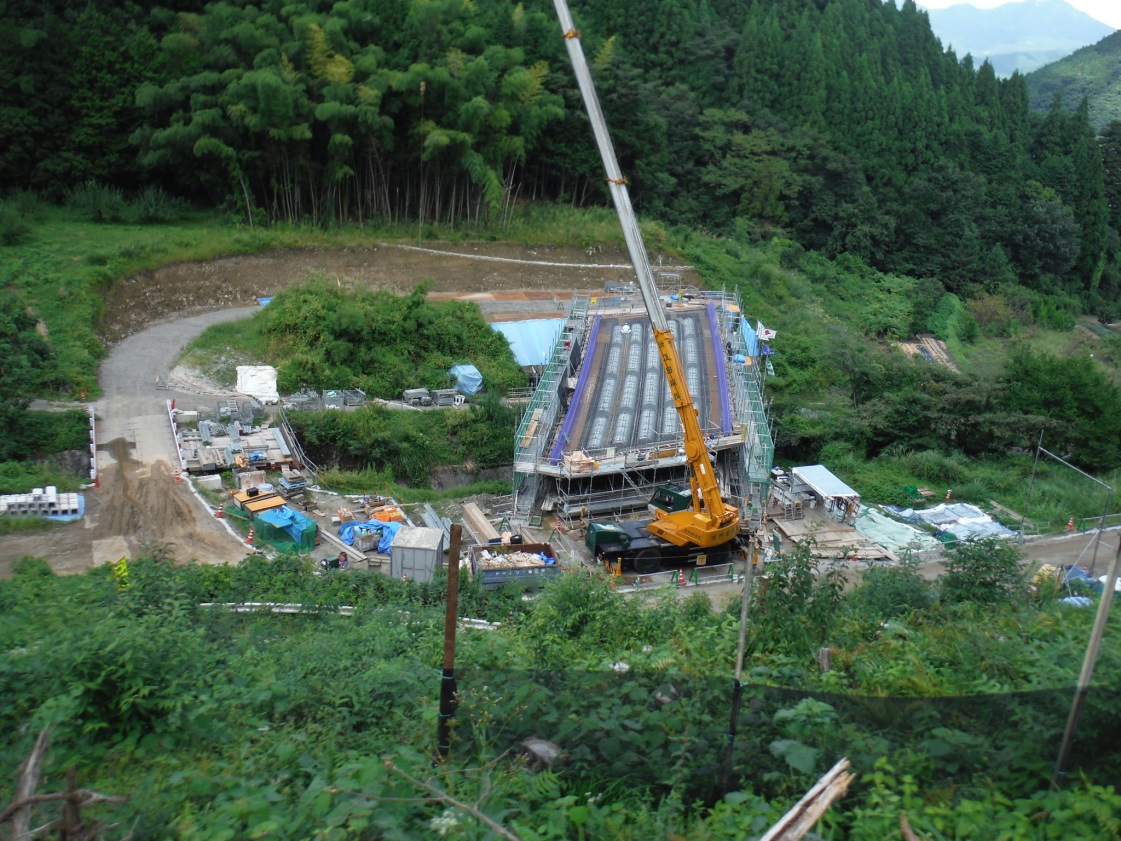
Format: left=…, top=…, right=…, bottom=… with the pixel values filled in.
left=553, top=0, right=740, bottom=573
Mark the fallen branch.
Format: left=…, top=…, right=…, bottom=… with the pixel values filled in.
left=759, top=757, right=855, bottom=841
left=0, top=790, right=129, bottom=827
left=9, top=729, right=50, bottom=841
left=383, top=759, right=522, bottom=841
left=1, top=729, right=128, bottom=841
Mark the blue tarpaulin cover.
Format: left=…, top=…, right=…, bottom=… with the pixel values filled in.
left=338, top=519, right=401, bottom=554
left=449, top=363, right=484, bottom=395
left=491, top=319, right=565, bottom=367
left=256, top=506, right=317, bottom=550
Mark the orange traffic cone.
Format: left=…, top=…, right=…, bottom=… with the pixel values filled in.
left=402, top=573, right=408, bottom=584
left=677, top=568, right=686, bottom=587
left=174, top=469, right=182, bottom=483
left=945, top=489, right=952, bottom=501
left=245, top=527, right=255, bottom=546
left=1067, top=516, right=1075, bottom=531
left=215, top=504, right=224, bottom=519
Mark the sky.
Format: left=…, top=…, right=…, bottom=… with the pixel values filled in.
left=917, top=0, right=1121, bottom=29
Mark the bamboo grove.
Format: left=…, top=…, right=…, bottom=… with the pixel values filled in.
left=3, top=0, right=1121, bottom=307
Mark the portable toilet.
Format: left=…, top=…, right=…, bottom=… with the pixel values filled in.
left=391, top=527, right=445, bottom=583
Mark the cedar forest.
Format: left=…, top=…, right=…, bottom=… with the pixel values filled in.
left=1, top=0, right=1121, bottom=838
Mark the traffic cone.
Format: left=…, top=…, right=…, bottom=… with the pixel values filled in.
left=677, top=568, right=686, bottom=587
left=215, top=504, right=224, bottom=519
left=174, top=469, right=182, bottom=483
left=402, top=573, right=408, bottom=584
left=245, top=527, right=255, bottom=546
left=1067, top=516, right=1075, bottom=531
left=945, top=489, right=952, bottom=501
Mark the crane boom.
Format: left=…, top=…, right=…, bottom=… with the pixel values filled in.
left=553, top=0, right=738, bottom=549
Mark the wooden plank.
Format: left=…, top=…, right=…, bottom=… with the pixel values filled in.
left=319, top=528, right=368, bottom=561
left=462, top=502, right=501, bottom=543
left=520, top=408, right=543, bottom=447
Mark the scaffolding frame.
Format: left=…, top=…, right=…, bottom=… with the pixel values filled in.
left=512, top=287, right=774, bottom=522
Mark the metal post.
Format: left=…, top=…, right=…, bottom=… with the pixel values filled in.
left=1053, top=533, right=1121, bottom=786
left=1020, top=430, right=1044, bottom=539
left=721, top=545, right=756, bottom=790
left=436, top=524, right=463, bottom=761
left=1087, top=490, right=1112, bottom=577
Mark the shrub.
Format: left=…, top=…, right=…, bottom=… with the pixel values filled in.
left=12, top=556, right=54, bottom=577
left=849, top=558, right=933, bottom=621
left=127, top=186, right=188, bottom=224
left=941, top=537, right=1024, bottom=605
left=67, top=182, right=128, bottom=222
left=0, top=204, right=32, bottom=245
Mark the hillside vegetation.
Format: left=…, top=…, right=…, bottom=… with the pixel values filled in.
left=3, top=0, right=1121, bottom=309
left=0, top=543, right=1117, bottom=838
left=1026, top=29, right=1121, bottom=132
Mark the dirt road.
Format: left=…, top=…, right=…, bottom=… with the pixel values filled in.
left=4, top=243, right=687, bottom=575
left=1, top=308, right=260, bottom=574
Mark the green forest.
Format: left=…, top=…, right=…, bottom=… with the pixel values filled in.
left=0, top=543, right=1118, bottom=838
left=3, top=0, right=1121, bottom=309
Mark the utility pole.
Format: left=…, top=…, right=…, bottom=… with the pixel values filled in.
left=1053, top=533, right=1121, bottom=786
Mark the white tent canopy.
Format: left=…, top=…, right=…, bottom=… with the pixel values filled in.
left=792, top=465, right=860, bottom=500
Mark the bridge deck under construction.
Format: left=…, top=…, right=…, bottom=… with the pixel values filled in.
left=551, top=305, right=732, bottom=464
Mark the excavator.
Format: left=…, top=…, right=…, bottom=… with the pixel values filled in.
left=552, top=0, right=741, bottom=575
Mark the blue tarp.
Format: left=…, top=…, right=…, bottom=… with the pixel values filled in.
left=338, top=519, right=401, bottom=554
left=256, top=505, right=316, bottom=549
left=449, top=363, right=484, bottom=395
left=492, top=319, right=565, bottom=367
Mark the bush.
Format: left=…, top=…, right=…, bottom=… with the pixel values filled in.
left=12, top=556, right=54, bottom=577
left=67, top=182, right=128, bottom=222
left=0, top=204, right=32, bottom=245
left=127, top=186, right=188, bottom=224
left=849, top=558, right=933, bottom=620
left=941, top=537, right=1025, bottom=605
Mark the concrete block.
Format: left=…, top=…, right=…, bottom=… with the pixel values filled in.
left=196, top=475, right=223, bottom=491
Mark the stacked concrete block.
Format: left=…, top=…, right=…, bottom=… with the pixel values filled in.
left=0, top=486, right=83, bottom=517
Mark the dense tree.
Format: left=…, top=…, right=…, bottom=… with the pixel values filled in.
left=1, top=0, right=1117, bottom=312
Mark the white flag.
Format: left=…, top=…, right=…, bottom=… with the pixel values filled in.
left=756, top=322, right=777, bottom=341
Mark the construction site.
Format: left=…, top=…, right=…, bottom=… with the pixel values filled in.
left=509, top=285, right=773, bottom=524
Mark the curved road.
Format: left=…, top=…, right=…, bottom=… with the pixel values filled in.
left=2, top=308, right=260, bottom=574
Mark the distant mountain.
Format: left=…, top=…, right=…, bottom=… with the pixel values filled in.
left=920, top=0, right=1115, bottom=76
left=1025, top=29, right=1121, bottom=131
